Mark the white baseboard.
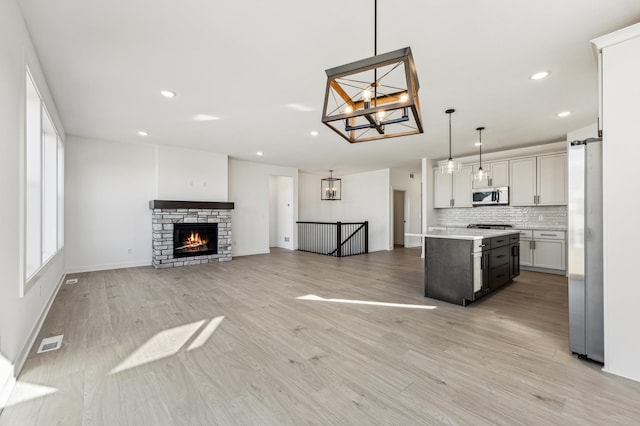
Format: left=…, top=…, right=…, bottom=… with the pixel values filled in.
left=602, top=367, right=640, bottom=383
left=0, top=271, right=65, bottom=411
left=66, top=259, right=151, bottom=274
left=233, top=249, right=270, bottom=257
left=0, top=376, right=16, bottom=413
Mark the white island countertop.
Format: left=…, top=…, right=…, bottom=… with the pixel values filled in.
left=406, top=229, right=519, bottom=241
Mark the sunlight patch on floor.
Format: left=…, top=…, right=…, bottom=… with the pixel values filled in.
left=110, top=320, right=205, bottom=374
left=109, top=316, right=226, bottom=374
left=1, top=381, right=58, bottom=409
left=296, top=294, right=437, bottom=310
left=188, top=316, right=225, bottom=351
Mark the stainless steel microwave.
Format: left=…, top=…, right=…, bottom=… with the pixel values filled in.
left=472, top=187, right=509, bottom=206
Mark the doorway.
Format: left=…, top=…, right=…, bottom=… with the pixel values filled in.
left=269, top=175, right=294, bottom=250
left=393, top=190, right=406, bottom=247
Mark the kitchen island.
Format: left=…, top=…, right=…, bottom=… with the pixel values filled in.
left=422, top=229, right=520, bottom=306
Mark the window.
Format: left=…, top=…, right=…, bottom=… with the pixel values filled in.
left=24, top=69, right=64, bottom=285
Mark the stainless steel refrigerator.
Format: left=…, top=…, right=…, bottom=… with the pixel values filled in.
left=568, top=137, right=604, bottom=363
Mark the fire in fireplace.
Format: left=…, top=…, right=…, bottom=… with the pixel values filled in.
left=173, top=223, right=218, bottom=258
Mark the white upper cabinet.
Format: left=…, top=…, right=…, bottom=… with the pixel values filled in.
left=433, top=166, right=472, bottom=208
left=489, top=160, right=510, bottom=187
left=473, top=160, right=510, bottom=189
left=510, top=154, right=567, bottom=206
left=537, top=153, right=567, bottom=205
left=510, top=157, right=537, bottom=206
left=433, top=167, right=452, bottom=208
left=452, top=166, right=473, bottom=207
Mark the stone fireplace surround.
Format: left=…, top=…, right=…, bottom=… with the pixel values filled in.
left=149, top=200, right=234, bottom=268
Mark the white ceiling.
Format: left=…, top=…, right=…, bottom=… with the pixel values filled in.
left=18, top=0, right=640, bottom=175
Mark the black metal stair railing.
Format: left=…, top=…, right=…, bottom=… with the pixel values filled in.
left=297, top=221, right=369, bottom=257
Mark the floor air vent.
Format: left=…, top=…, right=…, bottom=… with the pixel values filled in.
left=37, top=335, right=63, bottom=353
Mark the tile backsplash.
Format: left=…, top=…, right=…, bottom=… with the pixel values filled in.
left=434, top=205, right=567, bottom=230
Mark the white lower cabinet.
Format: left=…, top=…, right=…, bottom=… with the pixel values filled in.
left=515, top=230, right=565, bottom=272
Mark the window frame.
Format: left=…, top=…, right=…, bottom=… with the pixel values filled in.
left=22, top=68, right=65, bottom=296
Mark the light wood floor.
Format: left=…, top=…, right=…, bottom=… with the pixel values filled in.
left=2, top=248, right=640, bottom=425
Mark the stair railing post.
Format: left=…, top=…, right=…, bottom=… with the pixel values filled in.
left=364, top=221, right=369, bottom=254
left=336, top=222, right=342, bottom=257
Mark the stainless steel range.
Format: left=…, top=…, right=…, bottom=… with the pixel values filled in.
left=467, top=224, right=513, bottom=230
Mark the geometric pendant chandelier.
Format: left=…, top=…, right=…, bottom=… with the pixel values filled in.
left=321, top=1, right=423, bottom=143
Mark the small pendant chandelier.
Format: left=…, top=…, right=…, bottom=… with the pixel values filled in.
left=473, top=126, right=491, bottom=183
left=438, top=109, right=462, bottom=174
left=321, top=170, right=341, bottom=200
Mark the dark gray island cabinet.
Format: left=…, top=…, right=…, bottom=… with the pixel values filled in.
left=424, top=229, right=520, bottom=306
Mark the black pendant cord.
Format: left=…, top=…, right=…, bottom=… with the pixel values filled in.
left=446, top=109, right=455, bottom=160
left=374, top=0, right=377, bottom=56
left=479, top=129, right=482, bottom=167
left=373, top=0, right=378, bottom=108
left=477, top=126, right=485, bottom=169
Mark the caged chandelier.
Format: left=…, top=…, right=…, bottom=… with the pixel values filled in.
left=321, top=0, right=423, bottom=143
left=321, top=170, right=341, bottom=200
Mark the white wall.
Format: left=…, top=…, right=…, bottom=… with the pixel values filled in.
left=0, top=0, right=67, bottom=405
left=65, top=137, right=157, bottom=272
left=390, top=168, right=422, bottom=247
left=157, top=145, right=228, bottom=201
left=65, top=139, right=230, bottom=273
left=299, top=169, right=391, bottom=252
left=596, top=25, right=640, bottom=382
left=229, top=160, right=298, bottom=256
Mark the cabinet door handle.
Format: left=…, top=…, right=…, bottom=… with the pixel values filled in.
left=540, top=233, right=556, bottom=237
left=496, top=255, right=505, bottom=259
left=496, top=274, right=506, bottom=279
left=532, top=240, right=536, bottom=250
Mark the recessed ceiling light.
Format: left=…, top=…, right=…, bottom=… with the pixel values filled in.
left=193, top=114, right=221, bottom=121
left=138, top=131, right=148, bottom=136
left=474, top=142, right=482, bottom=146
left=530, top=71, right=550, bottom=80
left=285, top=103, right=314, bottom=112
left=256, top=152, right=263, bottom=156
left=557, top=111, right=571, bottom=118
left=160, top=90, right=176, bottom=98
left=310, top=131, right=319, bottom=136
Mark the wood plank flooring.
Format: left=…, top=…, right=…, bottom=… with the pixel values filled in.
left=2, top=247, right=640, bottom=425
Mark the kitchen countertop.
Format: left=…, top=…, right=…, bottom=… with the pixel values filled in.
left=429, top=224, right=566, bottom=232
left=408, top=229, right=519, bottom=241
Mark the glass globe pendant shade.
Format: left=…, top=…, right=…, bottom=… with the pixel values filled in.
left=438, top=158, right=462, bottom=174
left=473, top=166, right=491, bottom=182
left=439, top=108, right=461, bottom=174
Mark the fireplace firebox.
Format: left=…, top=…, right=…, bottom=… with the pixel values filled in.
left=173, top=223, right=218, bottom=258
